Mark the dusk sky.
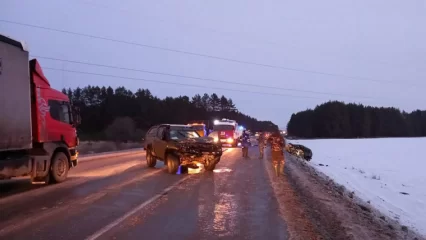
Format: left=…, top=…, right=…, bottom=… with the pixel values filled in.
left=1, top=0, right=425, bottom=128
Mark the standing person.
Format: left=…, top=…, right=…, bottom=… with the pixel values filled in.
left=240, top=130, right=250, bottom=158
left=268, top=130, right=286, bottom=176
left=258, top=131, right=267, bottom=159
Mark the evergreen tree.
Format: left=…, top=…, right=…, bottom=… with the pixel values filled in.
left=287, top=101, right=425, bottom=139
left=191, top=94, right=203, bottom=108
left=64, top=85, right=278, bottom=140
left=209, top=93, right=221, bottom=111
left=227, top=98, right=237, bottom=112
left=219, top=95, right=229, bottom=111
left=201, top=93, right=211, bottom=111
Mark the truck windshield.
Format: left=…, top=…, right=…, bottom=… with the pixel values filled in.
left=213, top=125, right=235, bottom=131
left=169, top=129, right=200, bottom=140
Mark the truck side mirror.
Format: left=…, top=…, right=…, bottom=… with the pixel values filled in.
left=72, top=106, right=81, bottom=126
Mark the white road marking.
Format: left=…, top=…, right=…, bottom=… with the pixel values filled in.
left=3, top=149, right=230, bottom=238
left=85, top=175, right=192, bottom=240
left=86, top=149, right=233, bottom=239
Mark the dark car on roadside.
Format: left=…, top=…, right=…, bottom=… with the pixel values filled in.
left=144, top=124, right=223, bottom=173
left=286, top=143, right=313, bottom=161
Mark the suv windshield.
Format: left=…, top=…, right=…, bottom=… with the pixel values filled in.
left=191, top=125, right=204, bottom=131
left=169, top=129, right=200, bottom=140
left=213, top=125, right=235, bottom=131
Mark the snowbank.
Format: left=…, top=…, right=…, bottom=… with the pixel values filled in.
left=289, top=138, right=426, bottom=236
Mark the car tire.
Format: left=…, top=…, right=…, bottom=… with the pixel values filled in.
left=49, top=152, right=69, bottom=184
left=204, top=157, right=219, bottom=171
left=146, top=149, right=157, bottom=168
left=166, top=154, right=179, bottom=174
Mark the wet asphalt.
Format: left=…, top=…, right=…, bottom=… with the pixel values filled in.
left=0, top=148, right=288, bottom=240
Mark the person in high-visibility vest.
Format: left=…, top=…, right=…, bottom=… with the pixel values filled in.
left=239, top=130, right=250, bottom=158
left=258, top=131, right=267, bottom=159
left=268, top=131, right=286, bottom=176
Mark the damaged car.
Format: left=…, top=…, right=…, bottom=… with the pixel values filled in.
left=144, top=124, right=222, bottom=174
left=286, top=143, right=313, bottom=161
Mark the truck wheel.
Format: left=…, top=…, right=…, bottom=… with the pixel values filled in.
left=146, top=149, right=157, bottom=168
left=166, top=154, right=179, bottom=174
left=49, top=152, right=69, bottom=184
left=205, top=157, right=219, bottom=171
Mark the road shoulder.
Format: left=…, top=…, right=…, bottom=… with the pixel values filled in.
left=263, top=150, right=322, bottom=240
left=283, top=153, right=425, bottom=240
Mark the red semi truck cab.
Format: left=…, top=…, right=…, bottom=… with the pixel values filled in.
left=30, top=59, right=79, bottom=149
left=0, top=34, right=80, bottom=183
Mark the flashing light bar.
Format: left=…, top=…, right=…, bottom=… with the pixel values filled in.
left=214, top=119, right=237, bottom=125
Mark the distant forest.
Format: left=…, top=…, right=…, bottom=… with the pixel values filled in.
left=62, top=86, right=278, bottom=141
left=287, top=101, right=426, bottom=138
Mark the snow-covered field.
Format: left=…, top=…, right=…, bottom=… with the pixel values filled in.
left=289, top=138, right=426, bottom=237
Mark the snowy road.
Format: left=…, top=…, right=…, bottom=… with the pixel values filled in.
left=0, top=147, right=421, bottom=240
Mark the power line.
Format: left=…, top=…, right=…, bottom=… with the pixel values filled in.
left=73, top=0, right=297, bottom=47
left=1, top=19, right=415, bottom=87
left=43, top=67, right=338, bottom=101
left=33, top=55, right=376, bottom=100
left=66, top=0, right=421, bottom=72
left=67, top=0, right=413, bottom=73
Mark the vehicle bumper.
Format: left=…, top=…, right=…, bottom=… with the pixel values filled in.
left=219, top=138, right=237, bottom=144
left=70, top=149, right=79, bottom=167
left=180, top=152, right=221, bottom=166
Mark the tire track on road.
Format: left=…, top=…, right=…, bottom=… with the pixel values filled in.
left=0, top=168, right=163, bottom=237
left=98, top=147, right=289, bottom=240
left=0, top=155, right=163, bottom=237
left=0, top=153, right=145, bottom=202
left=0, top=149, right=232, bottom=239
left=85, top=175, right=192, bottom=240
left=84, top=148, right=234, bottom=240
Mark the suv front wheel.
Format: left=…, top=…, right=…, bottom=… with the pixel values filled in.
left=146, top=149, right=157, bottom=168
left=166, top=154, right=179, bottom=174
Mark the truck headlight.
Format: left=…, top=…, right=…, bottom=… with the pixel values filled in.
left=227, top=138, right=233, bottom=143
left=213, top=137, right=219, bottom=142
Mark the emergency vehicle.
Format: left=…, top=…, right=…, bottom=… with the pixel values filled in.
left=187, top=122, right=206, bottom=137
left=212, top=119, right=243, bottom=147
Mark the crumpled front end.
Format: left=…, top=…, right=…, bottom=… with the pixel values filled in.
left=286, top=143, right=313, bottom=161
left=176, top=139, right=222, bottom=167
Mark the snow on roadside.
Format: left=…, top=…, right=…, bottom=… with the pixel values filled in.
left=288, top=138, right=426, bottom=237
